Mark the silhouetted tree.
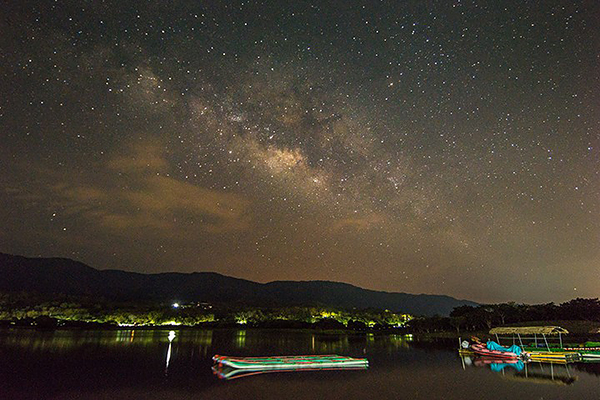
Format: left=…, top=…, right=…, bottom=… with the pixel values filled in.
left=559, top=298, right=600, bottom=321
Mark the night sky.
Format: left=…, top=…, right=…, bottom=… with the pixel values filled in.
left=1, top=1, right=599, bottom=303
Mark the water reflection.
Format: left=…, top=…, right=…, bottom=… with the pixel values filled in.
left=235, top=330, right=246, bottom=348
left=0, top=329, right=172, bottom=351
left=212, top=363, right=369, bottom=380
left=3, top=329, right=600, bottom=399
left=221, top=330, right=413, bottom=355
left=462, top=355, right=579, bottom=386
left=0, top=329, right=414, bottom=366
left=195, top=329, right=213, bottom=356
left=165, top=331, right=176, bottom=374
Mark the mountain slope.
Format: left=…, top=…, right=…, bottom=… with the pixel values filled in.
left=0, top=253, right=477, bottom=316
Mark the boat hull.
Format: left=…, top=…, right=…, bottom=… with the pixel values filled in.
left=471, top=343, right=519, bottom=360
left=563, top=348, right=600, bottom=361
left=580, top=353, right=600, bottom=361
left=529, top=351, right=581, bottom=363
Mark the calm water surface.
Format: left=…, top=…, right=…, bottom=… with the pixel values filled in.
left=1, top=328, right=599, bottom=399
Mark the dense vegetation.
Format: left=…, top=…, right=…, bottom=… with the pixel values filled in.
left=4, top=290, right=599, bottom=335
left=408, top=298, right=600, bottom=334
left=0, top=292, right=411, bottom=331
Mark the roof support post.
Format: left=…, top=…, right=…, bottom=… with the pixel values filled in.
left=559, top=332, right=563, bottom=348
left=517, top=333, right=524, bottom=348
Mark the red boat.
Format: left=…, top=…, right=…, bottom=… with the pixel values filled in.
left=471, top=343, right=519, bottom=359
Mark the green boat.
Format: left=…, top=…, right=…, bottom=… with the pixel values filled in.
left=212, top=354, right=369, bottom=370
left=531, top=342, right=600, bottom=362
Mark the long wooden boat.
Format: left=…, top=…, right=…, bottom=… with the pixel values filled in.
left=572, top=352, right=600, bottom=362
left=489, top=326, right=585, bottom=363
left=529, top=351, right=581, bottom=363
left=523, top=346, right=598, bottom=361
left=521, top=341, right=600, bottom=362
left=470, top=343, right=519, bottom=360
left=212, top=354, right=369, bottom=370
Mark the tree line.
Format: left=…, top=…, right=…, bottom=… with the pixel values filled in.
left=0, top=292, right=411, bottom=330
left=408, top=298, right=600, bottom=334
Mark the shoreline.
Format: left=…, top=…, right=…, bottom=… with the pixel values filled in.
left=0, top=322, right=408, bottom=336
left=2, top=324, right=598, bottom=342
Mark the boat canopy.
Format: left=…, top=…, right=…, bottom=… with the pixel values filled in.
left=489, top=326, right=569, bottom=335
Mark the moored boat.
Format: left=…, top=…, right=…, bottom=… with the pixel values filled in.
left=489, top=326, right=581, bottom=363
left=470, top=343, right=520, bottom=359
left=528, top=351, right=580, bottom=363
left=562, top=343, right=600, bottom=362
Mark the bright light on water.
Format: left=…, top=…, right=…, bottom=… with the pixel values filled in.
left=165, top=331, right=176, bottom=373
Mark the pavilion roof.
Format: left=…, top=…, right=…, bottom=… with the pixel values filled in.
left=489, top=326, right=569, bottom=335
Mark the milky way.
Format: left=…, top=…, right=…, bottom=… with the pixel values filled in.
left=1, top=1, right=599, bottom=303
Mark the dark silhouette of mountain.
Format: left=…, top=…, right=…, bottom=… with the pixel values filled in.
left=0, top=253, right=477, bottom=316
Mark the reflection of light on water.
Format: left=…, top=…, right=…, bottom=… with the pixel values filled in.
left=196, top=330, right=213, bottom=356
left=165, top=342, right=173, bottom=370
left=196, top=330, right=213, bottom=346
left=116, top=330, right=134, bottom=342
left=235, top=330, right=246, bottom=348
left=165, top=331, right=176, bottom=374
left=385, top=334, right=411, bottom=349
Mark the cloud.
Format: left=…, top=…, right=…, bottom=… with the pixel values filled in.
left=36, top=141, right=252, bottom=236
left=107, top=142, right=169, bottom=172
left=121, top=174, right=250, bottom=233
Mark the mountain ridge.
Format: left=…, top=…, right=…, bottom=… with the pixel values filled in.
left=0, top=252, right=477, bottom=316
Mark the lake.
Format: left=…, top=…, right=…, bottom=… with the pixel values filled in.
left=1, top=328, right=599, bottom=399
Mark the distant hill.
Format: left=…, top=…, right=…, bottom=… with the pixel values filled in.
left=0, top=253, right=477, bottom=316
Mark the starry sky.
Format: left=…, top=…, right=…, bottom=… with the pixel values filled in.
left=1, top=1, right=599, bottom=304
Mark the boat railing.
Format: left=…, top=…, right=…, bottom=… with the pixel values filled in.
left=493, top=333, right=564, bottom=352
